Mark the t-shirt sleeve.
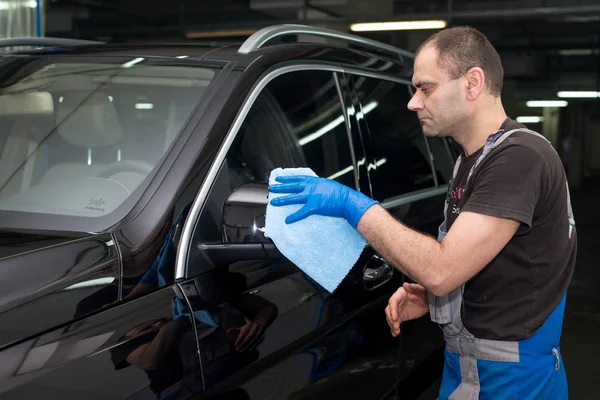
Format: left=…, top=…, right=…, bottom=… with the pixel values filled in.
left=462, top=144, right=546, bottom=228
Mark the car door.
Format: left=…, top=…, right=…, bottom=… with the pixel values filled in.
left=176, top=67, right=405, bottom=400
left=342, top=73, right=449, bottom=390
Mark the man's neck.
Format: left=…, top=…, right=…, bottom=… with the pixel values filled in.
left=455, top=102, right=508, bottom=157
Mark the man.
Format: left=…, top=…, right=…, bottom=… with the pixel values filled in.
left=269, top=26, right=576, bottom=399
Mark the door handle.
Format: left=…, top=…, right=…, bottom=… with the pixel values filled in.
left=363, top=255, right=394, bottom=291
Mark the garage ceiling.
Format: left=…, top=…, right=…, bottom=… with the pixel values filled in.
left=44, top=0, right=600, bottom=101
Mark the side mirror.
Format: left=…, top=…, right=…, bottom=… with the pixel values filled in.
left=222, top=183, right=270, bottom=244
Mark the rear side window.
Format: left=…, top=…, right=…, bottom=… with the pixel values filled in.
left=345, top=75, right=436, bottom=202
left=0, top=59, right=216, bottom=220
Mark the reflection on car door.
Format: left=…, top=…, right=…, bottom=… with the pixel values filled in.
left=343, top=73, right=447, bottom=386
left=179, top=68, right=403, bottom=399
left=0, top=228, right=204, bottom=400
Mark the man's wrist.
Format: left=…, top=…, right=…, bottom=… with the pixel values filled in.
left=346, top=189, right=378, bottom=228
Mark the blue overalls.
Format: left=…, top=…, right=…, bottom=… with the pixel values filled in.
left=429, top=128, right=573, bottom=399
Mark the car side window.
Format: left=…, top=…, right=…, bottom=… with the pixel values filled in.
left=196, top=69, right=355, bottom=244
left=346, top=75, right=436, bottom=203
left=226, top=70, right=354, bottom=187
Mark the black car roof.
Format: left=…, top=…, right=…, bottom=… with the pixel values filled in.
left=0, top=25, right=414, bottom=75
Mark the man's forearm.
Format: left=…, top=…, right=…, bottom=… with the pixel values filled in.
left=357, top=204, right=447, bottom=295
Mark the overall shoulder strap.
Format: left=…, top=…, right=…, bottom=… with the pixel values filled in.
left=465, top=128, right=550, bottom=185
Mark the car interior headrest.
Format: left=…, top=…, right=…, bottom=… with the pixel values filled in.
left=56, top=92, right=124, bottom=148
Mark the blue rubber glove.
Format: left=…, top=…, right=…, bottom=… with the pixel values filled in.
left=269, top=175, right=378, bottom=227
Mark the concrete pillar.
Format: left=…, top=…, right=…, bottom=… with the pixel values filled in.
left=542, top=106, right=560, bottom=150
left=560, top=103, right=585, bottom=189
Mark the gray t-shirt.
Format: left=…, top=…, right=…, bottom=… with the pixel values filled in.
left=445, top=118, right=577, bottom=341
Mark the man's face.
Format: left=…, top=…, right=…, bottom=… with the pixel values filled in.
left=407, top=45, right=467, bottom=137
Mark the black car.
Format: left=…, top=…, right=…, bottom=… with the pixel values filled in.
left=0, top=25, right=458, bottom=400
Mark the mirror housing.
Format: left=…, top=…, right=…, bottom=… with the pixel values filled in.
left=222, top=183, right=270, bottom=244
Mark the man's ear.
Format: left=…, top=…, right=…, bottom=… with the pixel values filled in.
left=465, top=67, right=485, bottom=101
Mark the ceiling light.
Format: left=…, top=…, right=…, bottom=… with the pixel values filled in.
left=0, top=1, right=37, bottom=9
left=557, top=49, right=597, bottom=56
left=557, top=91, right=600, bottom=99
left=135, top=103, right=154, bottom=110
left=526, top=100, right=568, bottom=108
left=516, top=116, right=544, bottom=123
left=350, top=20, right=447, bottom=32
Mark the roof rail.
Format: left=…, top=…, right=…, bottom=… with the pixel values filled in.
left=238, top=24, right=414, bottom=59
left=0, top=37, right=104, bottom=49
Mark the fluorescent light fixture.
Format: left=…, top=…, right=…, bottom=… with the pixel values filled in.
left=176, top=55, right=189, bottom=59
left=516, top=116, right=544, bottom=123
left=0, top=1, right=37, bottom=9
left=557, top=91, right=600, bottom=98
left=350, top=20, right=447, bottom=32
left=64, top=277, right=116, bottom=290
left=299, top=101, right=378, bottom=146
left=557, top=49, right=596, bottom=56
left=87, top=148, right=92, bottom=166
left=526, top=100, right=568, bottom=108
left=121, top=58, right=144, bottom=69
left=135, top=102, right=154, bottom=110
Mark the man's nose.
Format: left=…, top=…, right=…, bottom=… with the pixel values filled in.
left=408, top=94, right=424, bottom=111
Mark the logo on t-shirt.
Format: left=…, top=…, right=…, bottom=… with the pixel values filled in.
left=448, top=186, right=465, bottom=215
left=449, top=187, right=464, bottom=200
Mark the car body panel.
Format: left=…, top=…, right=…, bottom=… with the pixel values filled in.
left=0, top=285, right=202, bottom=399
left=0, top=233, right=119, bottom=350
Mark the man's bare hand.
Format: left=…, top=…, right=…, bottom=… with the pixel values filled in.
left=227, top=322, right=266, bottom=352
left=385, top=283, right=429, bottom=337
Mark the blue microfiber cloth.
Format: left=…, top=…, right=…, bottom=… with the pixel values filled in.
left=265, top=167, right=367, bottom=293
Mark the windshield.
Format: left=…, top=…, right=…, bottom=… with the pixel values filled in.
left=0, top=57, right=217, bottom=221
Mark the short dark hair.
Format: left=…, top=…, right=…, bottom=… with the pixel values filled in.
left=416, top=26, right=504, bottom=96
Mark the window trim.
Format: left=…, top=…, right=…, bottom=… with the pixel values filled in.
left=333, top=71, right=360, bottom=191
left=380, top=185, right=448, bottom=210
left=175, top=62, right=415, bottom=280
